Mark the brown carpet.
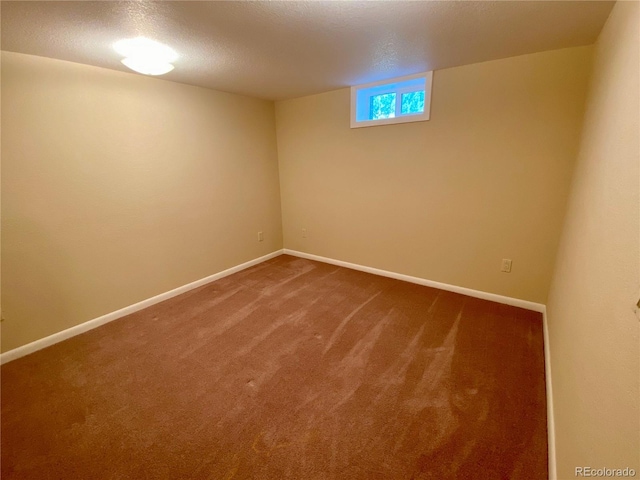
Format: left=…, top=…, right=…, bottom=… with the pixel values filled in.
left=1, top=255, right=548, bottom=479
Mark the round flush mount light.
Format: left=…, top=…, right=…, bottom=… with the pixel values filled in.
left=113, top=37, right=177, bottom=76
left=121, top=57, right=174, bottom=76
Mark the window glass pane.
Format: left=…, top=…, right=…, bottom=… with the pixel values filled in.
left=401, top=91, right=425, bottom=115
left=370, top=93, right=396, bottom=120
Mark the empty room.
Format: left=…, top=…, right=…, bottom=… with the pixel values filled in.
left=1, top=1, right=638, bottom=479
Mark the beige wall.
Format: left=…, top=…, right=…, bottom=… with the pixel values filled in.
left=2, top=9, right=638, bottom=472
left=0, top=52, right=283, bottom=352
left=547, top=2, right=640, bottom=477
left=276, top=46, right=592, bottom=303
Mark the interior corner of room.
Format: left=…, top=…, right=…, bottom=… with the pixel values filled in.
left=1, top=1, right=638, bottom=479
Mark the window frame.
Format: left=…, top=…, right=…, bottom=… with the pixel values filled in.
left=350, top=71, right=433, bottom=129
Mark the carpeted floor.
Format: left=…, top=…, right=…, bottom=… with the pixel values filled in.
left=1, top=255, right=548, bottom=479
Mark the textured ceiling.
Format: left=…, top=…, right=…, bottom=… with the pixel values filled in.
left=1, top=1, right=614, bottom=100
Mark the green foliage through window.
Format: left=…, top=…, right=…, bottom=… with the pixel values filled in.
left=401, top=91, right=425, bottom=115
left=370, top=93, right=396, bottom=120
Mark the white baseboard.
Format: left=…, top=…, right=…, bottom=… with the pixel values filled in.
left=542, top=307, right=557, bottom=480
left=283, top=249, right=545, bottom=313
left=0, top=249, right=284, bottom=365
left=2, top=246, right=556, bottom=478
left=283, top=248, right=554, bottom=478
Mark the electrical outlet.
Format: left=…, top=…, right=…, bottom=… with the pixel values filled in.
left=258, top=231, right=264, bottom=242
left=501, top=259, right=512, bottom=273
left=302, top=228, right=307, bottom=238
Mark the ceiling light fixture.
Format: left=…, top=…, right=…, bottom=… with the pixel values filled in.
left=121, top=57, right=174, bottom=76
left=114, top=37, right=177, bottom=76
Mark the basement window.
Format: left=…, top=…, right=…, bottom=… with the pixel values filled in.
left=350, top=72, right=433, bottom=128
